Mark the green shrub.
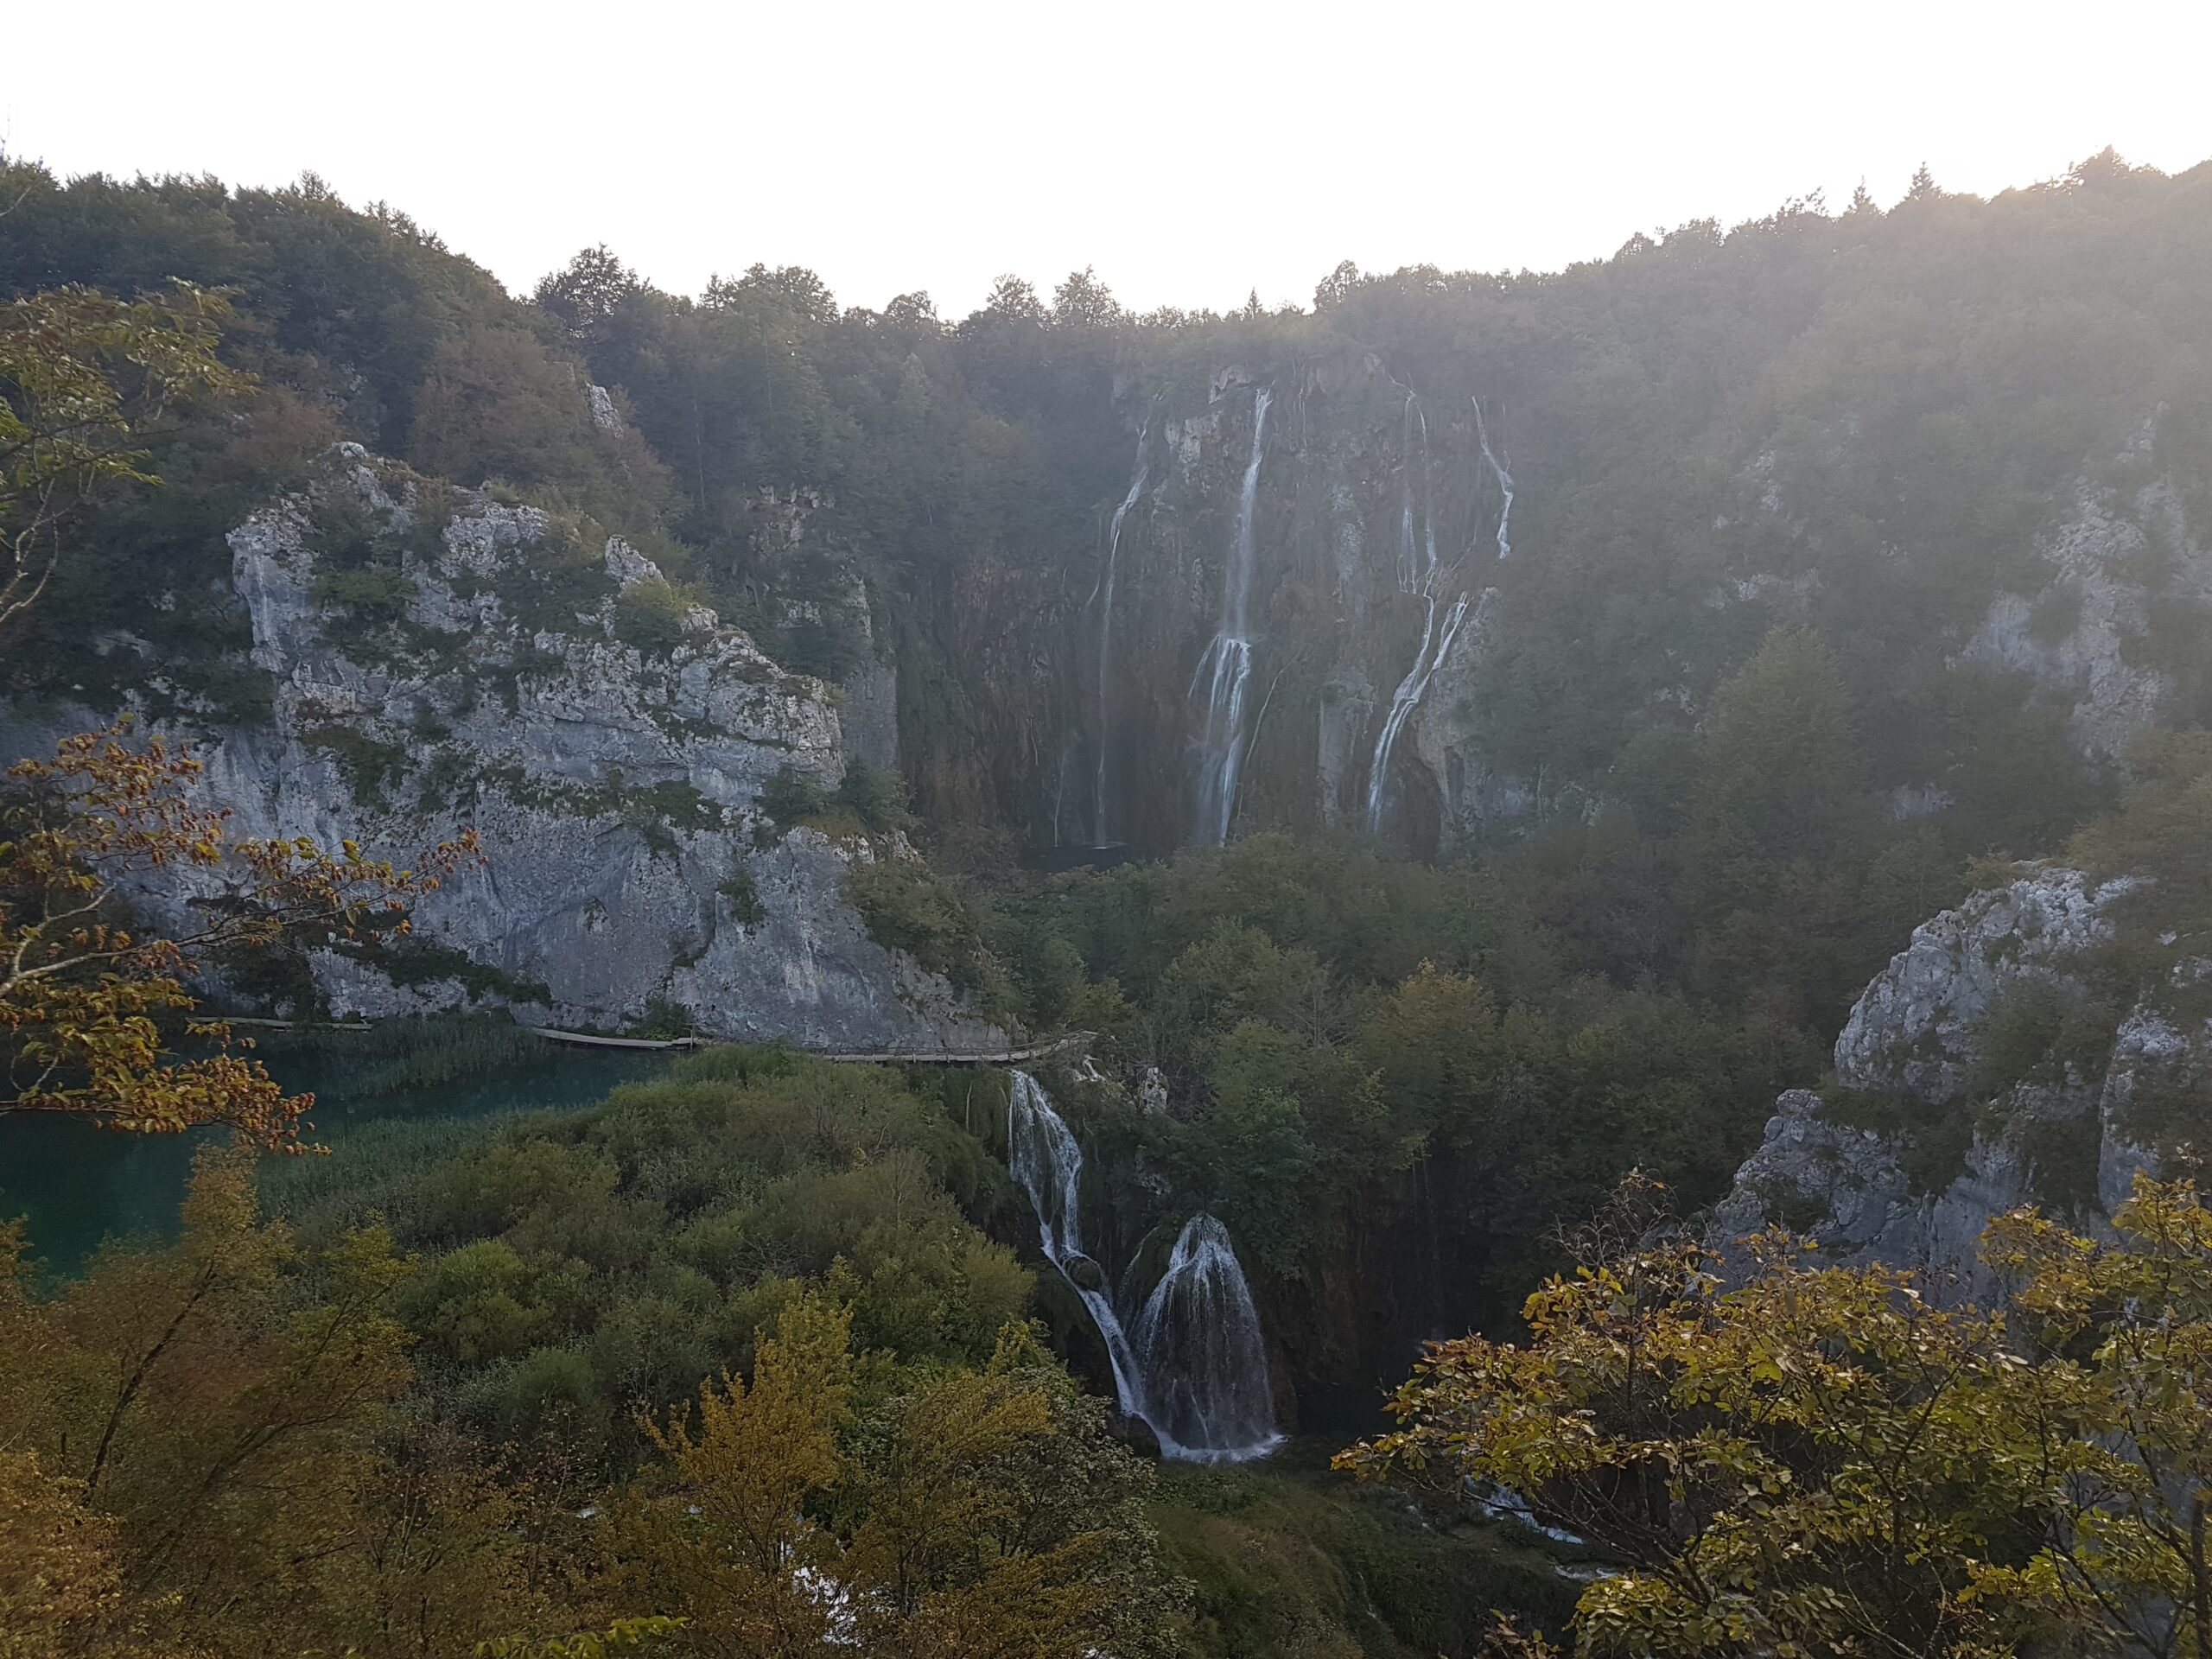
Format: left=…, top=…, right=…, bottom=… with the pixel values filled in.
left=302, top=724, right=409, bottom=810
left=491, top=522, right=618, bottom=633
left=302, top=486, right=386, bottom=568
left=843, top=858, right=988, bottom=990
left=492, top=1345, right=606, bottom=1444
left=831, top=760, right=917, bottom=834
left=1967, top=979, right=2122, bottom=1103
left=610, top=577, right=692, bottom=657
left=759, top=765, right=829, bottom=827
left=311, top=562, right=417, bottom=622
left=775, top=614, right=865, bottom=681
left=717, top=869, right=766, bottom=925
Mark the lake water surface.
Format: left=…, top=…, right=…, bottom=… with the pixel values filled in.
left=0, top=1042, right=662, bottom=1277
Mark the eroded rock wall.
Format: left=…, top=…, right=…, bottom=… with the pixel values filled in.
left=9, top=446, right=1001, bottom=1052
left=1713, top=867, right=2201, bottom=1289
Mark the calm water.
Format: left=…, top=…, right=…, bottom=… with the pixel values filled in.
left=0, top=1043, right=663, bottom=1277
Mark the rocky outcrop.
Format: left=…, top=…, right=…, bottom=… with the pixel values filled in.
left=1714, top=866, right=2196, bottom=1288
left=1712, top=1090, right=2036, bottom=1300
left=14, top=446, right=1001, bottom=1052
left=1958, top=477, right=2212, bottom=760
left=1830, top=869, right=2131, bottom=1098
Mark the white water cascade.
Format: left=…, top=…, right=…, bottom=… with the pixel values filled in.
left=1473, top=397, right=1514, bottom=560
left=1364, top=589, right=1475, bottom=832
left=1190, top=385, right=1272, bottom=848
left=1006, top=1071, right=1150, bottom=1414
left=1005, top=1070, right=1281, bottom=1461
left=1131, top=1214, right=1285, bottom=1460
left=1364, top=397, right=1516, bottom=831
left=1398, top=391, right=1440, bottom=591
left=1089, top=421, right=1152, bottom=846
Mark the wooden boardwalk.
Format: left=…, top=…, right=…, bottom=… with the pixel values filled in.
left=214, top=1014, right=1088, bottom=1069
left=525, top=1026, right=1092, bottom=1066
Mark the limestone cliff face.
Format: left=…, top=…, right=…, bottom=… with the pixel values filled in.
left=910, top=357, right=2203, bottom=859
left=1958, top=476, right=2212, bottom=759
left=20, top=446, right=1001, bottom=1051
left=1031, top=352, right=1518, bottom=855
left=1713, top=868, right=2200, bottom=1288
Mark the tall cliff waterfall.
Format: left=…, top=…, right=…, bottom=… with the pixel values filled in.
left=1090, top=423, right=1152, bottom=846
left=1474, top=397, right=1514, bottom=559
left=1190, top=385, right=1273, bottom=848
left=1366, top=590, right=1475, bottom=831
left=1365, top=397, right=1515, bottom=830
left=1006, top=1070, right=1281, bottom=1461
left=1398, top=391, right=1439, bottom=591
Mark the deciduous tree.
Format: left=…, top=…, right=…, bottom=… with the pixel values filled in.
left=1341, top=1175, right=2212, bottom=1659
left=1, top=283, right=246, bottom=632
left=2, top=722, right=475, bottom=1147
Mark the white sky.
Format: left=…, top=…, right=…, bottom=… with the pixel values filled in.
left=8, top=0, right=2211, bottom=318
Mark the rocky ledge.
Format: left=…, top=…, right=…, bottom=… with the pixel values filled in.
left=1714, top=867, right=2197, bottom=1291
left=15, top=446, right=1003, bottom=1052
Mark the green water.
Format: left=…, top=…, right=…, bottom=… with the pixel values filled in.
left=0, top=1044, right=663, bottom=1278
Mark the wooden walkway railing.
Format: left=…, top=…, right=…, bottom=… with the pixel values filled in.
left=216, top=1015, right=1089, bottom=1068
left=525, top=1026, right=1092, bottom=1066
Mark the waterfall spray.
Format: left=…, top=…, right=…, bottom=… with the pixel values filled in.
left=1089, top=420, right=1152, bottom=846
left=1191, top=385, right=1272, bottom=847
left=1005, top=1071, right=1281, bottom=1461
left=1132, top=1214, right=1284, bottom=1461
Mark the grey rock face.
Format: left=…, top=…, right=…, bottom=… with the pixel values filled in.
left=23, top=448, right=1002, bottom=1052
left=1833, top=868, right=2130, bottom=1101
left=1715, top=866, right=2195, bottom=1286
left=1710, top=1090, right=2032, bottom=1300
left=1957, top=479, right=2212, bottom=759
left=1712, top=1090, right=1916, bottom=1252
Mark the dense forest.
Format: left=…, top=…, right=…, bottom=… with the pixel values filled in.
left=3, top=143, right=2212, bottom=1656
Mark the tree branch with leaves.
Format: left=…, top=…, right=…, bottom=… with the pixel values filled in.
left=0, top=283, right=249, bottom=634
left=2, top=721, right=479, bottom=1149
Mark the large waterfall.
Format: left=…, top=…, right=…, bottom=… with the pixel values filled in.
left=1090, top=422, right=1152, bottom=846
left=1190, top=385, right=1272, bottom=848
left=1005, top=1070, right=1281, bottom=1461
left=1366, top=391, right=1461, bottom=832
left=1131, top=1214, right=1283, bottom=1459
left=1398, top=390, right=1439, bottom=591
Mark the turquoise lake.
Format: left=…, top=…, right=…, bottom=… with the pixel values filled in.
left=0, top=1042, right=663, bottom=1278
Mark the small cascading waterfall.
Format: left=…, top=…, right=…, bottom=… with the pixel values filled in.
left=1131, top=1214, right=1284, bottom=1462
left=1398, top=391, right=1440, bottom=591
left=1190, top=385, right=1273, bottom=848
left=1473, top=397, right=1514, bottom=559
left=1006, top=1070, right=1280, bottom=1461
left=1364, top=590, right=1475, bottom=831
left=1089, top=420, right=1152, bottom=846
left=1364, top=397, right=1516, bottom=831
left=1006, top=1071, right=1151, bottom=1414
